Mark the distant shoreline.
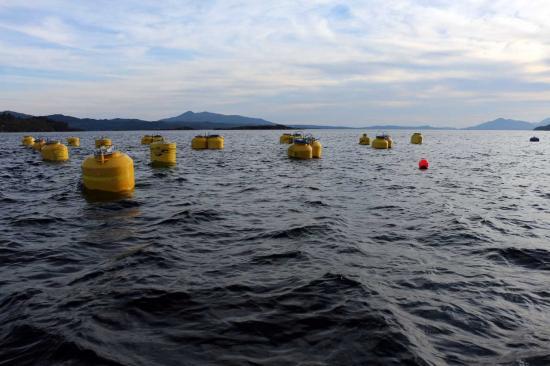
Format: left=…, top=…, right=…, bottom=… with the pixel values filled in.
left=2, top=111, right=548, bottom=131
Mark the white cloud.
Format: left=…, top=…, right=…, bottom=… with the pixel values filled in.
left=1, top=0, right=550, bottom=126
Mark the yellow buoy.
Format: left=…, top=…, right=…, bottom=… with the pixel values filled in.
left=280, top=133, right=291, bottom=144
left=311, top=139, right=322, bottom=159
left=95, top=137, right=112, bottom=148
left=82, top=149, right=135, bottom=194
left=411, top=132, right=423, bottom=144
left=207, top=135, right=224, bottom=149
left=192, top=136, right=207, bottom=150
left=282, top=133, right=304, bottom=144
left=150, top=141, right=177, bottom=166
left=67, top=137, right=80, bottom=147
left=141, top=135, right=153, bottom=145
left=291, top=133, right=303, bottom=143
left=386, top=136, right=393, bottom=148
left=280, top=133, right=299, bottom=144
left=151, top=135, right=164, bottom=144
left=288, top=139, right=313, bottom=159
left=22, top=135, right=35, bottom=147
left=32, top=138, right=46, bottom=151
left=359, top=134, right=370, bottom=145
left=41, top=141, right=69, bottom=162
left=372, top=136, right=389, bottom=149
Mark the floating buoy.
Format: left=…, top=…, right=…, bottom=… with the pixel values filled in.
left=287, top=135, right=320, bottom=160
left=419, top=159, right=429, bottom=170
left=311, top=139, right=322, bottom=158
left=288, top=138, right=313, bottom=159
left=411, top=133, right=423, bottom=144
left=292, top=133, right=304, bottom=143
left=141, top=135, right=153, bottom=145
left=22, top=136, right=35, bottom=147
left=95, top=137, right=112, bottom=148
left=371, top=136, right=389, bottom=149
left=281, top=133, right=303, bottom=144
left=192, top=135, right=224, bottom=150
left=41, top=141, right=69, bottom=162
left=150, top=141, right=176, bottom=166
left=386, top=135, right=393, bottom=148
left=359, top=134, right=370, bottom=145
left=67, top=137, right=80, bottom=147
left=207, top=135, right=224, bottom=150
left=151, top=135, right=164, bottom=144
left=280, top=133, right=293, bottom=144
left=142, top=135, right=163, bottom=145
left=32, top=138, right=46, bottom=151
left=530, top=136, right=540, bottom=142
left=192, top=135, right=208, bottom=149
left=82, top=147, right=134, bottom=194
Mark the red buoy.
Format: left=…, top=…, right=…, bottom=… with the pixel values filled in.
left=418, top=159, right=429, bottom=170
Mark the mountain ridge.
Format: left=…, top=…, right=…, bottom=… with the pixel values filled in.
left=465, top=118, right=538, bottom=130
left=160, top=111, right=275, bottom=127
left=2, top=110, right=550, bottom=131
left=0, top=112, right=77, bottom=132
left=0, top=111, right=278, bottom=131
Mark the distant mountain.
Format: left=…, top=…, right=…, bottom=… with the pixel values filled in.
left=466, top=118, right=538, bottom=130
left=534, top=118, right=550, bottom=130
left=45, top=114, right=178, bottom=131
left=288, top=124, right=455, bottom=130
left=7, top=109, right=550, bottom=131
left=223, top=124, right=291, bottom=130
left=1, top=111, right=33, bottom=119
left=289, top=124, right=353, bottom=129
left=362, top=125, right=455, bottom=130
left=160, top=111, right=276, bottom=128
left=0, top=112, right=77, bottom=132
left=1, top=110, right=283, bottom=130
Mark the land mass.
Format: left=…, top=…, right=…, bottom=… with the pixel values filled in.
left=534, top=118, right=550, bottom=130
left=0, top=112, right=77, bottom=132
left=2, top=110, right=550, bottom=131
left=288, top=124, right=354, bottom=129
left=360, top=124, right=455, bottom=130
left=161, top=111, right=275, bottom=128
left=465, top=118, right=543, bottom=130
left=1, top=110, right=284, bottom=131
left=221, top=124, right=292, bottom=130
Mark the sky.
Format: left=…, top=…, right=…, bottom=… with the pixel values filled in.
left=1, top=0, right=550, bottom=127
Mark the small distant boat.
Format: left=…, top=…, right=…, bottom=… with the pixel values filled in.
left=530, top=136, right=540, bottom=142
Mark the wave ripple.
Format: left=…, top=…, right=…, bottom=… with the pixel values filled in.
left=1, top=130, right=550, bottom=365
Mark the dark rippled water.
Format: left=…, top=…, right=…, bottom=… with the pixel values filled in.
left=1, top=130, right=550, bottom=366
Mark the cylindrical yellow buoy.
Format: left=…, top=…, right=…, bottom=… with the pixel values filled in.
left=41, top=141, right=69, bottom=162
left=359, top=134, right=370, bottom=145
left=22, top=135, right=35, bottom=147
left=67, top=137, right=80, bottom=147
left=141, top=135, right=153, bottom=145
left=291, top=133, right=303, bottom=143
left=386, top=136, right=393, bottom=148
left=151, top=135, right=164, bottom=144
left=207, top=135, right=224, bottom=150
left=288, top=139, right=313, bottom=159
left=82, top=149, right=135, bottom=193
left=372, top=136, right=389, bottom=149
left=411, top=133, right=423, bottom=144
left=150, top=141, right=177, bottom=166
left=32, top=138, right=46, bottom=151
left=192, top=136, right=207, bottom=149
left=280, top=133, right=294, bottom=144
left=95, top=137, right=112, bottom=148
left=311, top=139, right=322, bottom=159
